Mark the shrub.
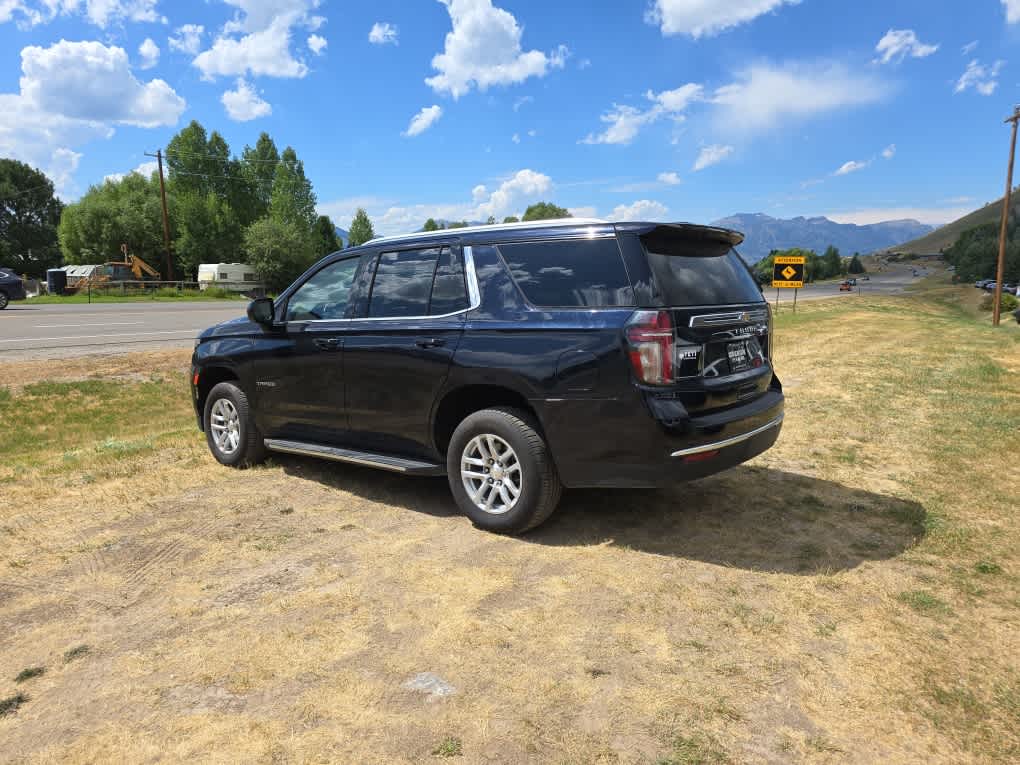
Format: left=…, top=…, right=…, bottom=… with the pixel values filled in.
left=979, top=292, right=1019, bottom=312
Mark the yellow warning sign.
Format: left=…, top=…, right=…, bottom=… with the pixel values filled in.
left=772, top=257, right=805, bottom=288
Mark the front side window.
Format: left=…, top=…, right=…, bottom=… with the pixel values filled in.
left=368, top=248, right=443, bottom=318
left=499, top=239, right=634, bottom=307
left=286, top=257, right=361, bottom=321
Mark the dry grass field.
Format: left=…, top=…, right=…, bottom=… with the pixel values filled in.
left=1, top=289, right=1018, bottom=764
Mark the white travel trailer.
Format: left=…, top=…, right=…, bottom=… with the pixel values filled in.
left=197, top=263, right=264, bottom=294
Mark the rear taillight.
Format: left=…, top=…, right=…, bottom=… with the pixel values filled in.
left=625, top=310, right=674, bottom=385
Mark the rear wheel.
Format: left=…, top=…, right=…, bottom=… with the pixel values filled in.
left=447, top=407, right=561, bottom=534
left=0, top=291, right=8, bottom=310
left=203, top=381, right=266, bottom=467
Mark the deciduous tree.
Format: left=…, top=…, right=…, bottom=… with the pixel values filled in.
left=0, top=159, right=63, bottom=277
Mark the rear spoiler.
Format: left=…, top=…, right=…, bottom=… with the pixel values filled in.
left=613, top=222, right=744, bottom=257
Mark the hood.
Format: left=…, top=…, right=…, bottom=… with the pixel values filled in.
left=198, top=314, right=258, bottom=341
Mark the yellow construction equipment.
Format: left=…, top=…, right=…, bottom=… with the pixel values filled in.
left=64, top=245, right=162, bottom=294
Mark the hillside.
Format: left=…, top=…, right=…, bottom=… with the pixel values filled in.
left=710, top=213, right=933, bottom=263
left=889, top=194, right=1019, bottom=254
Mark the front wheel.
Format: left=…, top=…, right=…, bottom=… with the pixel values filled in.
left=0, top=291, right=8, bottom=310
left=447, top=407, right=562, bottom=534
left=203, top=381, right=266, bottom=467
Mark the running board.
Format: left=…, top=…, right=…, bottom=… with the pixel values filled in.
left=264, top=439, right=446, bottom=476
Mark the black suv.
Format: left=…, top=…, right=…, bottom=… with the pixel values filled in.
left=0, top=268, right=26, bottom=309
left=192, top=220, right=784, bottom=533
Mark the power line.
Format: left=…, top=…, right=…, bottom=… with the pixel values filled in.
left=160, top=148, right=304, bottom=166
left=0, top=182, right=55, bottom=200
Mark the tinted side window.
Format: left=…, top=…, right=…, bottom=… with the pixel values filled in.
left=368, top=248, right=442, bottom=318
left=429, top=248, right=469, bottom=315
left=285, top=257, right=360, bottom=321
left=499, top=239, right=634, bottom=307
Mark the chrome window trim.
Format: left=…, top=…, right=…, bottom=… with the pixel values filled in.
left=285, top=245, right=480, bottom=325
left=670, top=413, right=784, bottom=458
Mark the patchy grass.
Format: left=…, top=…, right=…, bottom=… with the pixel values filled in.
left=0, top=290, right=1018, bottom=763
left=0, top=694, right=28, bottom=717
left=13, top=666, right=45, bottom=683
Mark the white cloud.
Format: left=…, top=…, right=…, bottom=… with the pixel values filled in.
left=193, top=1, right=323, bottom=80
left=511, top=132, right=520, bottom=143
left=368, top=21, right=397, bottom=45
left=582, top=83, right=701, bottom=145
left=645, top=0, right=800, bottom=38
left=307, top=34, right=327, bottom=54
left=610, top=199, right=669, bottom=221
left=319, top=169, right=555, bottom=235
left=138, top=37, right=159, bottom=69
left=568, top=205, right=598, bottom=218
left=658, top=171, right=681, bottom=185
left=1, top=0, right=161, bottom=29
left=403, top=105, right=443, bottom=137
left=169, top=24, right=204, bottom=55
left=473, top=169, right=552, bottom=219
left=513, top=95, right=533, bottom=111
left=582, top=104, right=661, bottom=146
left=20, top=40, right=185, bottom=127
left=834, top=159, right=869, bottom=176
left=0, top=39, right=184, bottom=197
left=962, top=40, right=978, bottom=56
left=527, top=129, right=536, bottom=137
left=222, top=78, right=272, bottom=121
left=426, top=0, right=567, bottom=98
left=104, top=159, right=158, bottom=183
left=825, top=206, right=972, bottom=226
left=1003, top=0, right=1020, bottom=23
left=711, top=61, right=889, bottom=133
left=882, top=144, right=896, bottom=159
left=693, top=144, right=734, bottom=171
left=874, top=29, right=938, bottom=64
left=955, top=59, right=1004, bottom=96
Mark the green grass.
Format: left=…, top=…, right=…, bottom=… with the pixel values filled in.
left=431, top=736, right=463, bottom=757
left=899, top=590, right=952, bottom=616
left=26, top=290, right=244, bottom=304
left=63, top=645, right=90, bottom=663
left=0, top=693, right=28, bottom=717
left=14, top=666, right=45, bottom=683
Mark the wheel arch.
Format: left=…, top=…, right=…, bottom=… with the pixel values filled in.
left=432, top=384, right=542, bottom=457
left=196, top=366, right=241, bottom=428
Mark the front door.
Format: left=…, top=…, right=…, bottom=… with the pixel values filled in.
left=255, top=254, right=364, bottom=444
left=344, top=245, right=470, bottom=457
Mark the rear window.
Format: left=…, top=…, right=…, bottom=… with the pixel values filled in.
left=499, top=239, right=634, bottom=307
left=643, top=237, right=762, bottom=306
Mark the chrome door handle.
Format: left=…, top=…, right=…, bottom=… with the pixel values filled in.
left=314, top=337, right=340, bottom=351
left=415, top=338, right=446, bottom=349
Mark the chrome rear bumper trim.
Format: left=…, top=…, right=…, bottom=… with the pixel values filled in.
left=670, top=413, right=784, bottom=458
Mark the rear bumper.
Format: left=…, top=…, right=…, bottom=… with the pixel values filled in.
left=538, top=382, right=785, bottom=488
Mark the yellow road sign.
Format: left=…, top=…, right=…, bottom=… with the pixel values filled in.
left=774, top=255, right=806, bottom=265
left=772, top=259, right=804, bottom=288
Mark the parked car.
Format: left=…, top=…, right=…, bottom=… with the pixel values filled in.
left=846, top=278, right=857, bottom=286
left=839, top=281, right=853, bottom=291
left=0, top=268, right=26, bottom=309
left=862, top=275, right=870, bottom=281
left=191, top=219, right=784, bottom=534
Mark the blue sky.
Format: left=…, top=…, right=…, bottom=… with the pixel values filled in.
left=1, top=0, right=1019, bottom=235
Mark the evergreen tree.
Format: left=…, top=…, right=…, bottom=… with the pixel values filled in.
left=348, top=208, right=375, bottom=246
left=423, top=218, right=440, bottom=231
left=821, top=245, right=842, bottom=279
left=848, top=253, right=866, bottom=274
left=269, top=147, right=316, bottom=230
left=313, top=214, right=341, bottom=256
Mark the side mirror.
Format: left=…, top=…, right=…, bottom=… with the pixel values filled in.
left=247, top=297, right=275, bottom=325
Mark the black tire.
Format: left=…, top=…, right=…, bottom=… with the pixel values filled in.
left=203, top=381, right=267, bottom=468
left=446, top=407, right=562, bottom=534
left=0, top=291, right=8, bottom=310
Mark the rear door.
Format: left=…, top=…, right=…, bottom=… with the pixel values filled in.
left=343, top=245, right=471, bottom=457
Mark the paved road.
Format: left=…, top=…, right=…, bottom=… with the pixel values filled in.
left=0, top=301, right=245, bottom=360
left=769, top=267, right=927, bottom=304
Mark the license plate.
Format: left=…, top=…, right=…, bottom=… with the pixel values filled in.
left=727, top=341, right=750, bottom=372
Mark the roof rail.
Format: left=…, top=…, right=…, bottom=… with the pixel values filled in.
left=367, top=217, right=609, bottom=245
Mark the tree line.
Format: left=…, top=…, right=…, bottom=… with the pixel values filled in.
left=942, top=221, right=1020, bottom=282
left=752, top=246, right=865, bottom=284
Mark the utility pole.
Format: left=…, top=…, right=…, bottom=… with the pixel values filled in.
left=145, top=149, right=174, bottom=281
left=993, top=106, right=1020, bottom=327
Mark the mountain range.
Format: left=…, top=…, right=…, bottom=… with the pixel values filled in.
left=710, top=213, right=934, bottom=264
